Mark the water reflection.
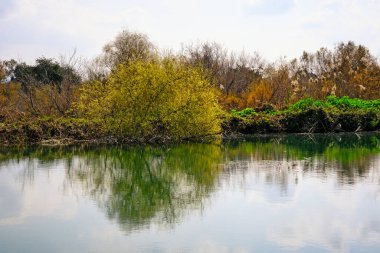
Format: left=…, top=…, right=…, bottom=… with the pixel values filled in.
left=224, top=133, right=380, bottom=185
left=66, top=144, right=224, bottom=231
left=0, top=133, right=380, bottom=252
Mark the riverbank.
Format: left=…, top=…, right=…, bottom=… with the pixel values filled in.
left=223, top=107, right=380, bottom=135
left=223, top=96, right=380, bottom=135
left=1, top=97, right=380, bottom=146
left=0, top=117, right=219, bottom=146
left=0, top=113, right=379, bottom=146
left=0, top=118, right=99, bottom=146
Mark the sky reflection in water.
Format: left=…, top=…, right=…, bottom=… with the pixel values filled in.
left=0, top=133, right=380, bottom=253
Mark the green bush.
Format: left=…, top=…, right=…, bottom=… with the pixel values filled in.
left=231, top=108, right=257, bottom=117
left=286, top=96, right=380, bottom=112
left=226, top=96, right=380, bottom=135
left=326, top=96, right=380, bottom=110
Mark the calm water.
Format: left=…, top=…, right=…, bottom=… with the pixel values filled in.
left=1, top=134, right=380, bottom=253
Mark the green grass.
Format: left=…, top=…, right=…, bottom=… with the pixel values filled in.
left=231, top=108, right=257, bottom=117
left=287, top=96, right=380, bottom=112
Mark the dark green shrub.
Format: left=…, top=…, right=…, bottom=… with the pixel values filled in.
left=280, top=108, right=333, bottom=133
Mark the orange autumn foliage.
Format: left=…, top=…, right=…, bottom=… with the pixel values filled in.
left=219, top=94, right=244, bottom=110
left=245, top=80, right=273, bottom=108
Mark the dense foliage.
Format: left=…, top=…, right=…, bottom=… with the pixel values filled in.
left=77, top=58, right=221, bottom=141
left=225, top=96, right=380, bottom=135
left=1, top=30, right=380, bottom=144
left=288, top=96, right=380, bottom=111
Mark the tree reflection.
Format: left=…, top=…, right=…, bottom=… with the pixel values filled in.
left=66, top=144, right=224, bottom=231
left=223, top=133, right=380, bottom=186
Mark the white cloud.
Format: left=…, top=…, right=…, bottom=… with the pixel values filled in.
left=0, top=0, right=380, bottom=63
left=0, top=160, right=78, bottom=226
left=244, top=0, right=264, bottom=5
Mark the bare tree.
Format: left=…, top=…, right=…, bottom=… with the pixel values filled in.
left=183, top=42, right=265, bottom=95
left=102, top=30, right=156, bottom=69
left=86, top=30, right=157, bottom=81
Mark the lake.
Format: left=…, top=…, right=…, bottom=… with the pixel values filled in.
left=1, top=133, right=380, bottom=253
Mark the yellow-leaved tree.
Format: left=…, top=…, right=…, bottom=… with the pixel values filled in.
left=77, top=58, right=221, bottom=141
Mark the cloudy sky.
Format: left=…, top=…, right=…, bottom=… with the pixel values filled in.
left=1, top=0, right=380, bottom=63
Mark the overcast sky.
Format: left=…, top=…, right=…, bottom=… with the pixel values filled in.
left=1, top=0, right=380, bottom=63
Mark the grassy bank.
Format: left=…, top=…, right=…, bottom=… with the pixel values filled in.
left=222, top=96, right=380, bottom=135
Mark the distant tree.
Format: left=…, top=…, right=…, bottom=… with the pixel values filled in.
left=1, top=59, right=17, bottom=81
left=245, top=80, right=273, bottom=108
left=332, top=41, right=379, bottom=97
left=11, top=57, right=81, bottom=90
left=1, top=57, right=82, bottom=117
left=290, top=42, right=380, bottom=100
left=33, top=58, right=63, bottom=85
left=183, top=42, right=264, bottom=96
left=0, top=61, right=5, bottom=81
left=102, top=30, right=156, bottom=69
left=86, top=30, right=157, bottom=81
left=262, top=60, right=292, bottom=107
left=184, top=42, right=228, bottom=84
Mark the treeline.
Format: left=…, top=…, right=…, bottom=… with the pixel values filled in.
left=0, top=57, right=81, bottom=119
left=182, top=40, right=380, bottom=109
left=1, top=30, right=380, bottom=143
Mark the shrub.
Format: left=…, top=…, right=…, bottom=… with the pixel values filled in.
left=231, top=108, right=257, bottom=117
left=77, top=58, right=222, bottom=141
